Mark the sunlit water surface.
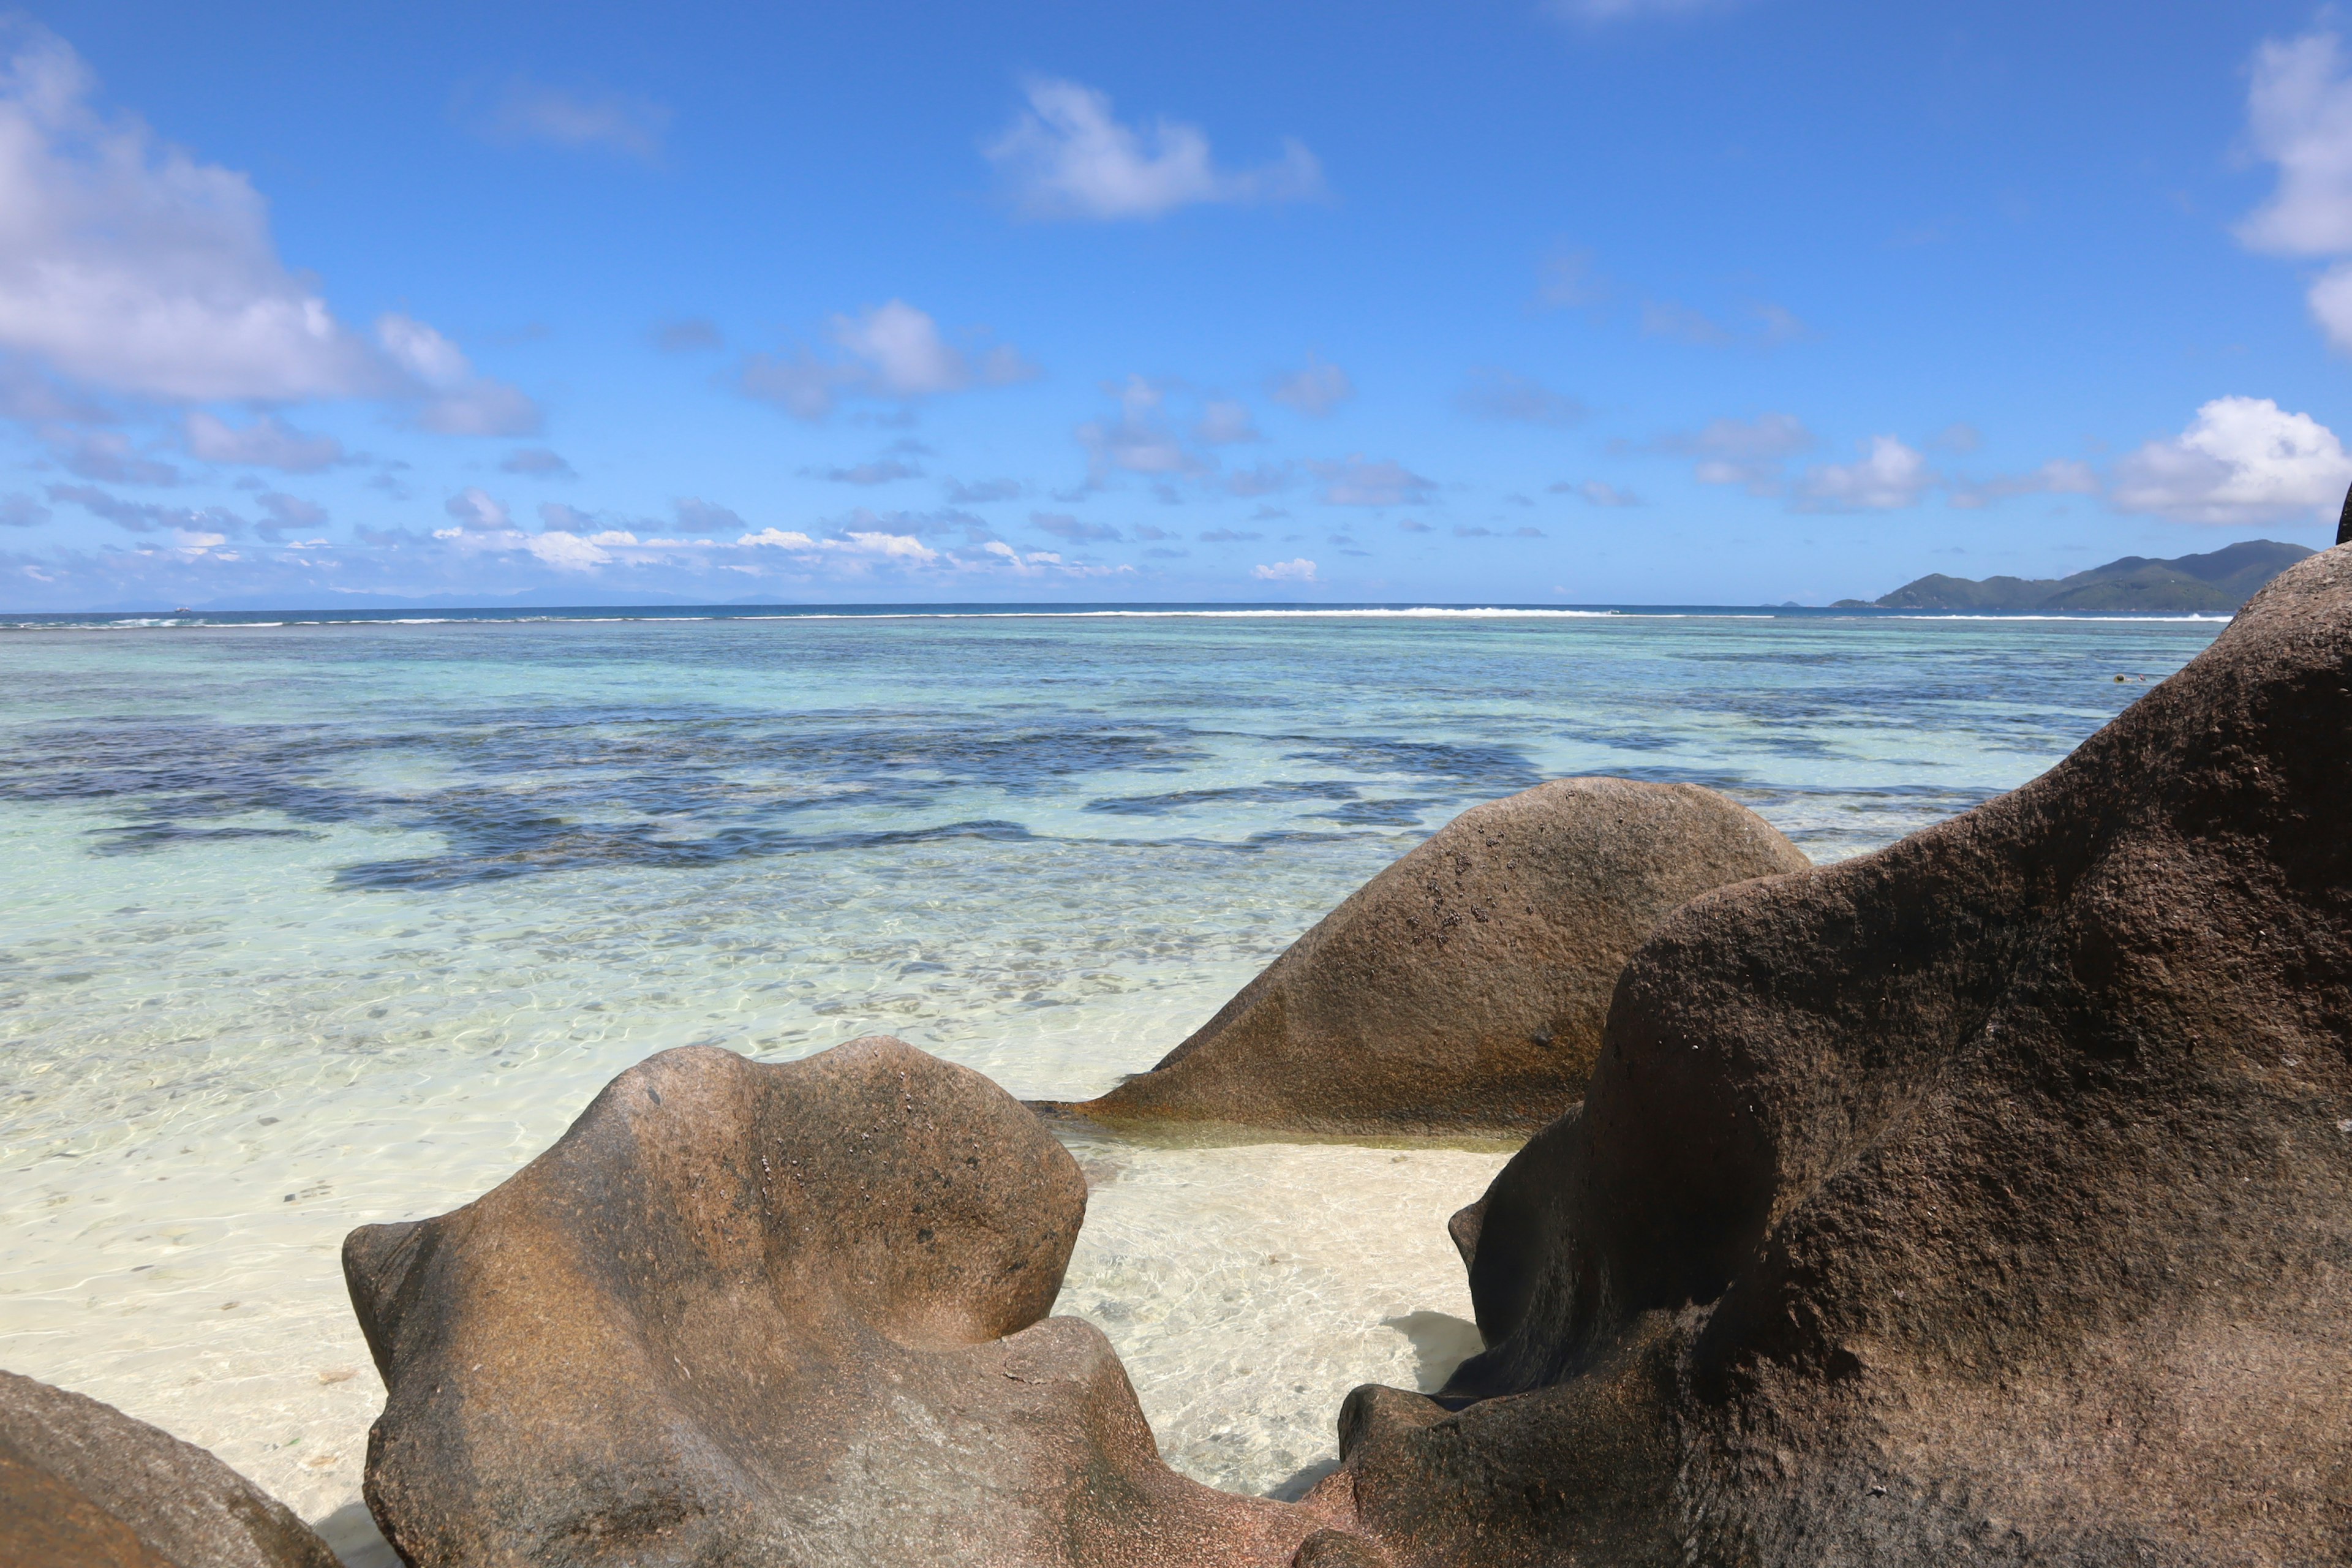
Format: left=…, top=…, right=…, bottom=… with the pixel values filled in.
left=0, top=608, right=2220, bottom=1558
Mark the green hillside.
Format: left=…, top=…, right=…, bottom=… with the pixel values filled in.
left=1835, top=540, right=2316, bottom=612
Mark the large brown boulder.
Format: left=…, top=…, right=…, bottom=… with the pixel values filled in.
left=0, top=1370, right=339, bottom=1568
left=1330, top=547, right=2352, bottom=1564
left=345, top=1036, right=1363, bottom=1567
left=1072, top=778, right=1807, bottom=1135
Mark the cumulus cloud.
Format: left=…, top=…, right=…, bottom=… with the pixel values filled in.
left=0, top=24, right=380, bottom=401
left=1077, top=376, right=1204, bottom=480
left=1311, top=454, right=1435, bottom=507
left=1793, top=435, right=1935, bottom=511
left=739, top=300, right=1035, bottom=420
left=2109, top=396, right=2352, bottom=525
left=442, top=487, right=510, bottom=532
left=1251, top=557, right=1316, bottom=581
left=500, top=447, right=575, bottom=478
left=1198, top=528, right=1262, bottom=543
left=1456, top=369, right=1587, bottom=428
left=2237, top=27, right=2352, bottom=350
left=984, top=78, right=1324, bottom=221
left=184, top=412, right=344, bottom=472
left=52, top=429, right=178, bottom=484
left=379, top=315, right=542, bottom=435
left=1267, top=353, right=1352, bottom=416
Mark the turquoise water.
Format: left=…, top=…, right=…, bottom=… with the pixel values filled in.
left=0, top=607, right=2220, bottom=1544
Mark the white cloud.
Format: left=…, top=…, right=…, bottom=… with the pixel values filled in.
left=1251, top=557, right=1316, bottom=582
left=984, top=78, right=1324, bottom=221
left=738, top=527, right=817, bottom=549
left=376, top=314, right=541, bottom=435
left=2110, top=396, right=2352, bottom=525
left=473, top=80, right=668, bottom=163
left=1795, top=435, right=1934, bottom=511
left=1267, top=353, right=1352, bottom=416
left=184, top=412, right=344, bottom=471
left=1077, top=375, right=1205, bottom=480
left=443, top=487, right=509, bottom=532
left=0, top=24, right=380, bottom=401
left=1456, top=368, right=1586, bottom=427
left=827, top=530, right=937, bottom=562
left=1312, top=455, right=1434, bottom=507
left=2239, top=29, right=2352, bottom=255
left=522, top=529, right=612, bottom=571
left=2236, top=28, right=2352, bottom=352
left=739, top=300, right=1035, bottom=420
left=1947, top=458, right=2098, bottom=510
left=836, top=298, right=976, bottom=396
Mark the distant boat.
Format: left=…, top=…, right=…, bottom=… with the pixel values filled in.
left=172, top=607, right=192, bottom=614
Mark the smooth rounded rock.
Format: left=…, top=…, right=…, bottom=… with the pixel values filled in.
left=1074, top=778, right=1808, bottom=1135
left=1339, top=546, right=2352, bottom=1565
left=347, top=1036, right=1346, bottom=1567
left=0, top=1370, right=339, bottom=1568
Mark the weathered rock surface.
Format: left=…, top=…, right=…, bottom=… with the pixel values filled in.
left=347, top=1036, right=1364, bottom=1567
left=1332, top=546, right=2352, bottom=1564
left=0, top=1369, right=339, bottom=1568
left=1072, top=778, right=1808, bottom=1135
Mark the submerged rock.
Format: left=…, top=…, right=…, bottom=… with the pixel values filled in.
left=347, top=1036, right=1357, bottom=1567
left=1337, top=546, right=2352, bottom=1564
left=0, top=1369, right=339, bottom=1568
left=1073, top=778, right=1807, bottom=1135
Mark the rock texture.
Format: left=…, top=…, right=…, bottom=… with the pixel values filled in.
left=1332, top=545, right=2352, bottom=1564
left=347, top=1036, right=1362, bottom=1567
left=0, top=1369, right=339, bottom=1568
left=1072, top=778, right=1807, bottom=1136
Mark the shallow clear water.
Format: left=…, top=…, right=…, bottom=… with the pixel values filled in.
left=0, top=608, right=2220, bottom=1548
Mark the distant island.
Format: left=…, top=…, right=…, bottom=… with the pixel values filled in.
left=1834, top=540, right=2315, bottom=612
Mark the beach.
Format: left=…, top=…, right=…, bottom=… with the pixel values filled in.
left=0, top=606, right=2222, bottom=1549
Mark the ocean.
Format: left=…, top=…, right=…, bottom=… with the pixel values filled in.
left=0, top=603, right=2223, bottom=1557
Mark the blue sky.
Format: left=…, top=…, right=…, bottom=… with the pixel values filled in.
left=7, top=0, right=2352, bottom=608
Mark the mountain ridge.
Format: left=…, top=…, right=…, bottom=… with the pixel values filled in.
left=1835, top=539, right=2316, bottom=612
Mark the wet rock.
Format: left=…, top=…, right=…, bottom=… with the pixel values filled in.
left=1338, top=546, right=2352, bottom=1564
left=347, top=1036, right=1340, bottom=1567
left=0, top=1370, right=339, bottom=1568
left=1072, top=778, right=1808, bottom=1135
